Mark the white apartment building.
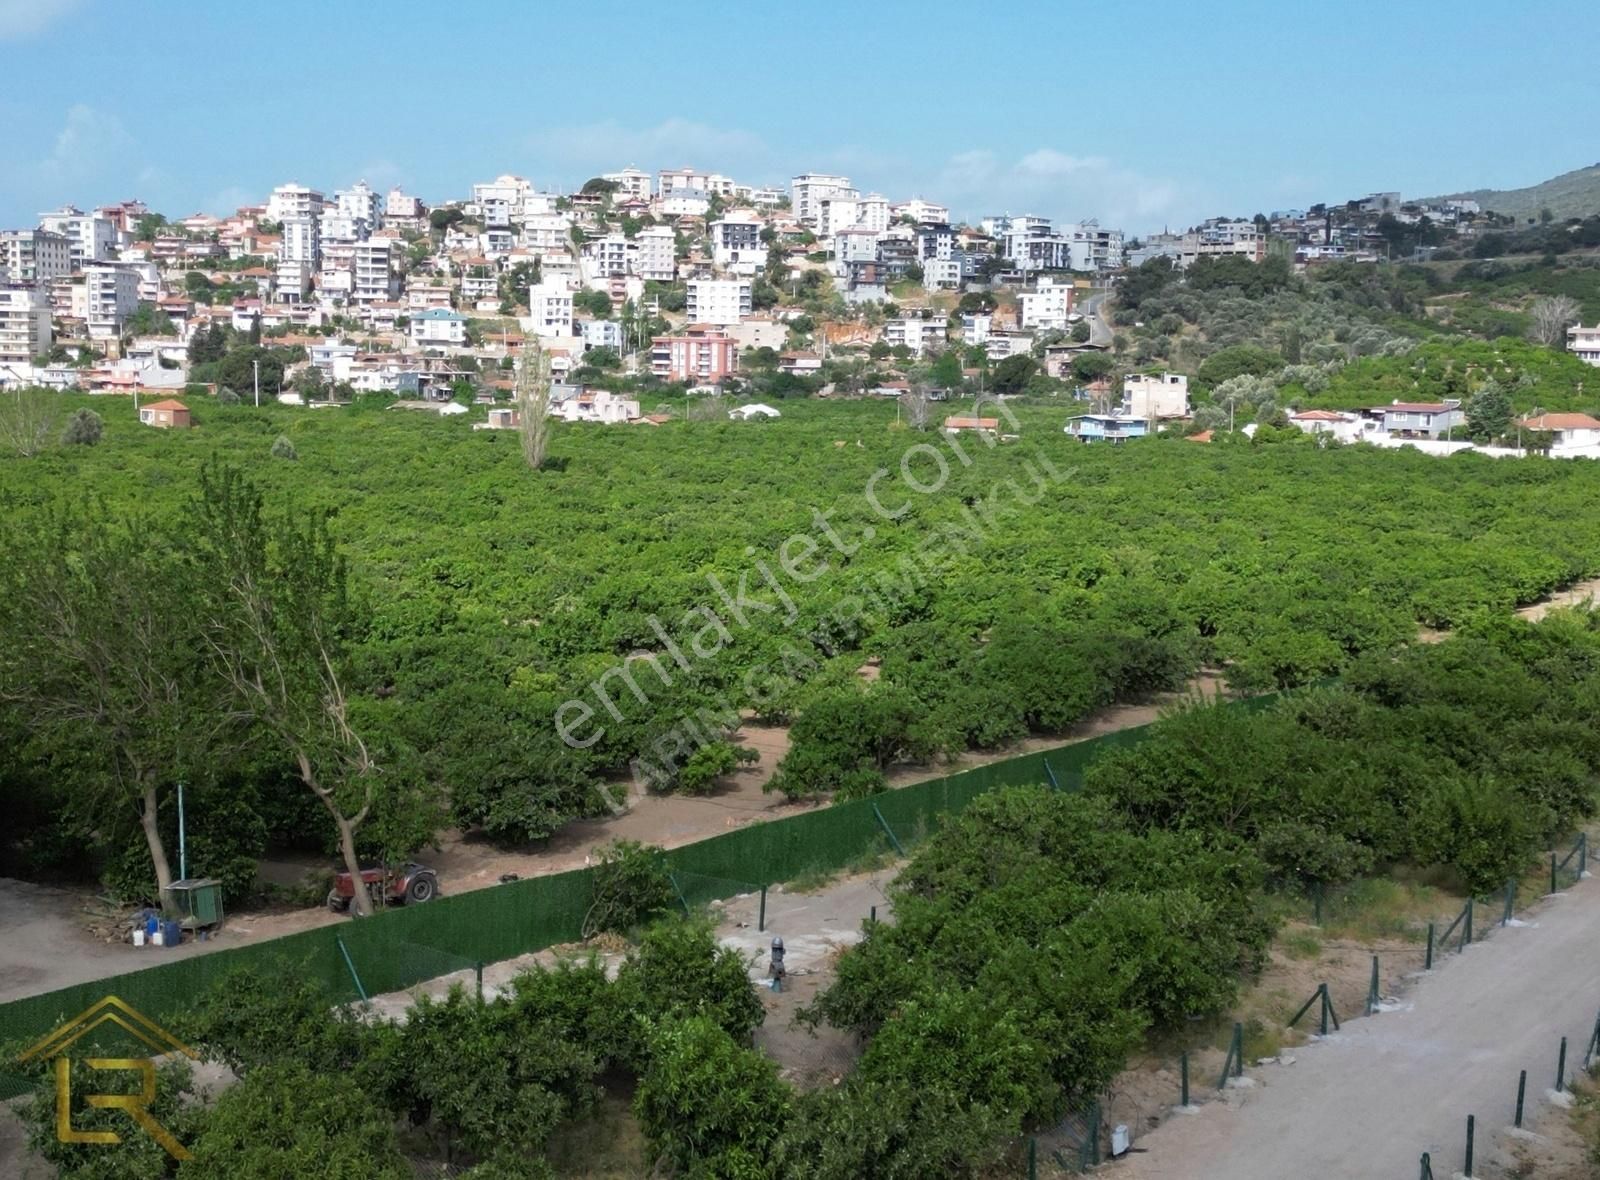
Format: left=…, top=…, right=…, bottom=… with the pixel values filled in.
left=685, top=279, right=752, bottom=326
left=266, top=183, right=325, bottom=224
left=1570, top=324, right=1600, bottom=367
left=386, top=187, right=421, bottom=220
left=352, top=237, right=399, bottom=304
left=603, top=168, right=652, bottom=201
left=1122, top=372, right=1190, bottom=419
left=882, top=317, right=946, bottom=355
left=657, top=191, right=710, bottom=218
left=37, top=206, right=118, bottom=269
left=582, top=319, right=624, bottom=352
left=895, top=199, right=950, bottom=224
left=585, top=233, right=632, bottom=278
left=1059, top=221, right=1125, bottom=272
left=1020, top=278, right=1074, bottom=331
left=833, top=227, right=881, bottom=277
left=0, top=229, right=72, bottom=285
left=526, top=280, right=574, bottom=338
left=791, top=173, right=855, bottom=229
left=709, top=212, right=763, bottom=275
left=818, top=195, right=860, bottom=238
left=411, top=308, right=467, bottom=346
left=279, top=215, right=319, bottom=265
left=472, top=175, right=532, bottom=217
left=0, top=286, right=50, bottom=365
left=856, top=194, right=891, bottom=234
left=748, top=186, right=788, bottom=207
left=521, top=214, right=572, bottom=254
left=657, top=168, right=731, bottom=196
left=336, top=181, right=379, bottom=228
left=923, top=258, right=963, bottom=290
left=83, top=264, right=140, bottom=338
left=633, top=226, right=676, bottom=282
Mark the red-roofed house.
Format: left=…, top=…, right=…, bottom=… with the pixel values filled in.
left=1289, top=408, right=1364, bottom=443
left=138, top=399, right=190, bottom=429
left=943, top=415, right=999, bottom=435
left=1518, top=412, right=1600, bottom=448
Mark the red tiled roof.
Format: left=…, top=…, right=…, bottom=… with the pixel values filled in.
left=1519, top=412, right=1600, bottom=431
left=143, top=399, right=188, bottom=411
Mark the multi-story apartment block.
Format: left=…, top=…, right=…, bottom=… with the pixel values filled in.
left=0, top=229, right=72, bottom=285
left=526, top=279, right=574, bottom=338
left=521, top=214, right=572, bottom=255
left=603, top=167, right=653, bottom=201
left=709, top=212, right=763, bottom=275
left=386, top=186, right=421, bottom=220
left=582, top=319, right=624, bottom=352
left=917, top=223, right=957, bottom=261
left=279, top=216, right=320, bottom=268
left=585, top=233, right=632, bottom=278
left=895, top=198, right=951, bottom=225
left=791, top=173, right=855, bottom=229
left=266, top=183, right=325, bottom=224
left=1569, top=324, right=1600, bottom=368
left=37, top=206, right=118, bottom=270
left=352, top=237, right=400, bottom=304
left=856, top=194, right=891, bottom=234
left=1122, top=372, right=1190, bottom=419
left=818, top=195, right=861, bottom=238
left=650, top=331, right=739, bottom=383
left=882, top=317, right=947, bottom=356
left=657, top=168, right=733, bottom=197
left=83, top=263, right=140, bottom=338
left=335, top=181, right=379, bottom=228
left=1019, top=278, right=1074, bottom=331
left=923, top=257, right=963, bottom=290
left=633, top=225, right=676, bottom=282
left=0, top=285, right=50, bottom=366
left=685, top=279, right=752, bottom=326
left=834, top=227, right=882, bottom=278
left=471, top=175, right=532, bottom=222
left=748, top=186, right=788, bottom=207
left=411, top=307, right=467, bottom=346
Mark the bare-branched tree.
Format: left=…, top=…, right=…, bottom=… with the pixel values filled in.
left=517, top=343, right=553, bottom=470
left=0, top=388, right=58, bottom=457
left=1530, top=295, right=1581, bottom=348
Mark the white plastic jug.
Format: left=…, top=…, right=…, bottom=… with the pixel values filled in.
left=151, top=929, right=164, bottom=947
left=132, top=928, right=145, bottom=947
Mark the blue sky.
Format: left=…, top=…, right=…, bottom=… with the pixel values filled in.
left=2, top=0, right=1595, bottom=232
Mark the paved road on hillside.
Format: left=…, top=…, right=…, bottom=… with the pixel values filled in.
left=1081, top=287, right=1115, bottom=346
left=1112, top=873, right=1600, bottom=1179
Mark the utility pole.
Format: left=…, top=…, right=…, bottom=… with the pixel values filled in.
left=252, top=359, right=260, bottom=407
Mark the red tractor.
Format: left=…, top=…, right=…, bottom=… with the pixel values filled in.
left=326, top=862, right=440, bottom=913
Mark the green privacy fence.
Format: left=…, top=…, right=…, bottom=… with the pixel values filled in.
left=0, top=697, right=1275, bottom=1053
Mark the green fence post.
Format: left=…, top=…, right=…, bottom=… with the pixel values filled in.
left=1367, top=955, right=1380, bottom=1015
left=668, top=872, right=691, bottom=916
left=1044, top=759, right=1060, bottom=791
left=1319, top=983, right=1330, bottom=1036
left=871, top=803, right=906, bottom=856
left=475, top=961, right=484, bottom=1002
left=1581, top=832, right=1588, bottom=878
left=1425, top=922, right=1435, bottom=970
left=1502, top=879, right=1514, bottom=926
left=1557, top=1035, right=1568, bottom=1092
left=1584, top=1008, right=1600, bottom=1072
left=1552, top=851, right=1559, bottom=894
left=1464, top=1114, right=1474, bottom=1178
left=1419, top=1151, right=1432, bottom=1180
left=1463, top=898, right=1473, bottom=950
left=869, top=905, right=877, bottom=924
left=335, top=936, right=368, bottom=1003
left=1180, top=1051, right=1189, bottom=1108
left=1027, top=1136, right=1036, bottom=1180
left=758, top=884, right=767, bottom=933
left=1515, top=1069, right=1526, bottom=1128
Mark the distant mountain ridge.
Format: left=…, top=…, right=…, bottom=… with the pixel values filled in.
left=1423, top=164, right=1600, bottom=223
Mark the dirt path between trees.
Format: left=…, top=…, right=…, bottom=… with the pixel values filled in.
left=1110, top=874, right=1600, bottom=1180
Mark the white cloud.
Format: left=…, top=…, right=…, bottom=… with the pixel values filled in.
left=925, top=146, right=1189, bottom=232
left=527, top=118, right=770, bottom=178
left=37, top=103, right=135, bottom=183
left=0, top=0, right=82, bottom=41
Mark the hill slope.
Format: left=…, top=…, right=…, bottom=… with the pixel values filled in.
left=1424, top=163, right=1600, bottom=222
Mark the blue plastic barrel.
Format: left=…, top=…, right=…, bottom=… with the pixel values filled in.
left=145, top=913, right=159, bottom=937
left=163, top=919, right=181, bottom=947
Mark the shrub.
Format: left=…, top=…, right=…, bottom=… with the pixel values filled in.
left=270, top=434, right=298, bottom=460
left=584, top=838, right=673, bottom=937
left=61, top=408, right=102, bottom=446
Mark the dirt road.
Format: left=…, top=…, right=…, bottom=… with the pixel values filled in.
left=1110, top=874, right=1600, bottom=1179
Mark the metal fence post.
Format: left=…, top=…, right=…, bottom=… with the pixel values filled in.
left=1464, top=1114, right=1475, bottom=1178
left=1027, top=1136, right=1036, bottom=1180
left=869, top=904, right=877, bottom=924
left=1320, top=983, right=1331, bottom=1036
left=1557, top=1035, right=1568, bottom=1092
left=1044, top=759, right=1060, bottom=791
left=1180, top=1051, right=1189, bottom=1108
left=871, top=803, right=906, bottom=856
left=758, top=884, right=767, bottom=933
left=1425, top=922, right=1435, bottom=970
left=1464, top=898, right=1473, bottom=949
left=1584, top=1008, right=1600, bottom=1072
left=335, top=936, right=368, bottom=1003
left=669, top=872, right=691, bottom=916
left=1502, top=879, right=1514, bottom=926
left=1551, top=850, right=1559, bottom=895
left=1419, top=1151, right=1432, bottom=1180
left=1514, top=1069, right=1526, bottom=1128
left=1367, top=955, right=1380, bottom=1015
left=1581, top=832, right=1588, bottom=877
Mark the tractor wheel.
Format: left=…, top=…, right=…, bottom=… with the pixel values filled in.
left=406, top=874, right=437, bottom=904
left=326, top=889, right=350, bottom=913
